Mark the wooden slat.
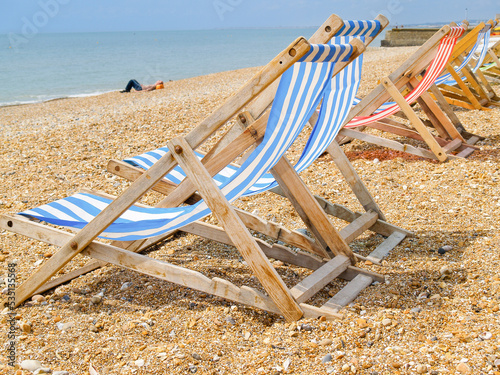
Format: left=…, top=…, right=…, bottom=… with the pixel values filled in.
left=314, top=196, right=413, bottom=237
left=322, top=137, right=386, bottom=220
left=1, top=215, right=343, bottom=320
left=455, top=147, right=476, bottom=158
left=322, top=274, right=373, bottom=312
left=340, top=266, right=383, bottom=284
left=441, top=138, right=462, bottom=153
left=366, top=231, right=406, bottom=264
left=290, top=255, right=350, bottom=303
left=270, top=157, right=354, bottom=262
left=442, top=64, right=483, bottom=109
left=168, top=137, right=303, bottom=322
left=368, top=120, right=452, bottom=146
left=338, top=128, right=455, bottom=161
left=108, top=160, right=201, bottom=204
left=339, top=210, right=379, bottom=244
left=381, top=77, right=448, bottom=162
left=180, top=220, right=326, bottom=270
left=408, top=78, right=464, bottom=141
left=466, top=135, right=480, bottom=145
left=427, top=84, right=466, bottom=130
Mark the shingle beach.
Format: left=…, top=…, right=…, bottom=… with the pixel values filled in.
left=1, top=46, right=500, bottom=374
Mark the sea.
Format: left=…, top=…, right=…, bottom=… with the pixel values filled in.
left=0, top=29, right=383, bottom=107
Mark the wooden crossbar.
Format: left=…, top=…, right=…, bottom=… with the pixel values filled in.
left=322, top=274, right=373, bottom=312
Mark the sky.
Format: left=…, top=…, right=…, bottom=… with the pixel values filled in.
left=1, top=0, right=498, bottom=34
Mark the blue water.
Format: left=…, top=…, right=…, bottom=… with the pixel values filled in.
left=0, top=29, right=383, bottom=107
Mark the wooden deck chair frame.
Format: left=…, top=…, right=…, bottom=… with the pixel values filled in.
left=34, top=14, right=410, bottom=305
left=1, top=15, right=390, bottom=322
left=336, top=24, right=481, bottom=162
left=435, top=20, right=500, bottom=110
left=480, top=38, right=500, bottom=82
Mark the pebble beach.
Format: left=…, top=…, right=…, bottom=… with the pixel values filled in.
left=1, top=46, right=500, bottom=375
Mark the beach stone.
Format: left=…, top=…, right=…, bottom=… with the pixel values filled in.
left=357, top=318, right=368, bottom=328
left=439, top=265, right=452, bottom=277
left=479, top=332, right=492, bottom=340
left=189, top=365, right=198, bottom=373
left=442, top=245, right=452, bottom=251
left=322, top=354, right=332, bottom=363
left=121, top=282, right=132, bottom=291
left=382, top=318, right=392, bottom=326
left=319, top=338, right=332, bottom=346
left=134, top=359, right=144, bottom=367
left=192, top=353, right=202, bottom=361
left=494, top=359, right=500, bottom=368
left=32, top=295, right=46, bottom=303
left=19, top=321, right=32, bottom=333
left=411, top=307, right=422, bottom=313
left=56, top=321, right=74, bottom=331
left=33, top=368, right=51, bottom=374
left=283, top=358, right=291, bottom=371
left=437, top=248, right=446, bottom=255
left=90, top=296, right=102, bottom=304
left=300, top=323, right=313, bottom=331
left=456, top=362, right=471, bottom=374
left=21, top=360, right=42, bottom=372
left=53, top=372, right=69, bottom=375
left=416, top=364, right=428, bottom=373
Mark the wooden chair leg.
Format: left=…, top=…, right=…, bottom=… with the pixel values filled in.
left=270, top=157, right=356, bottom=263
left=168, top=137, right=303, bottom=322
left=382, top=77, right=448, bottom=162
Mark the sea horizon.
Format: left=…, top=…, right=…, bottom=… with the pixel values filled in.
left=1, top=28, right=385, bottom=108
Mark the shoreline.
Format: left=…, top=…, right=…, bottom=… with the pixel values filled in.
left=0, top=45, right=387, bottom=110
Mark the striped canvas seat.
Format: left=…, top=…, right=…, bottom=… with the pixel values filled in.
left=434, top=23, right=492, bottom=86
left=20, top=42, right=356, bottom=241
left=350, top=23, right=480, bottom=114
left=344, top=26, right=465, bottom=128
left=124, top=20, right=379, bottom=196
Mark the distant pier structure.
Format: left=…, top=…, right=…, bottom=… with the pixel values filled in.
left=381, top=27, right=441, bottom=47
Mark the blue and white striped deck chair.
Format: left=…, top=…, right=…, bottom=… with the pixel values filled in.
left=122, top=20, right=381, bottom=197
left=19, top=43, right=357, bottom=242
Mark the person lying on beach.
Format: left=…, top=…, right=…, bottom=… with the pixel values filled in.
left=120, top=79, right=164, bottom=93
